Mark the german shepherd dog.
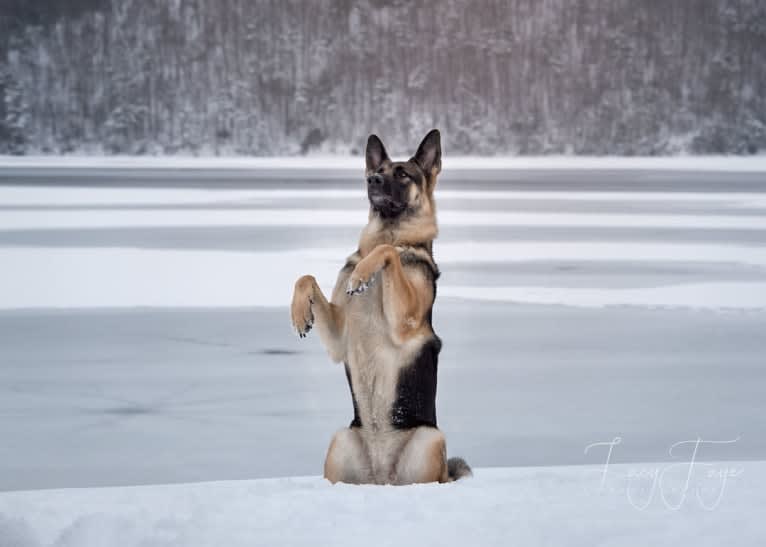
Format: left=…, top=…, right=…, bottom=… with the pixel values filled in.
left=290, top=130, right=471, bottom=484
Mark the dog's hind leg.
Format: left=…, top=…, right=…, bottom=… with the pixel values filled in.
left=291, top=274, right=345, bottom=362
left=324, top=427, right=371, bottom=484
left=393, top=426, right=449, bottom=484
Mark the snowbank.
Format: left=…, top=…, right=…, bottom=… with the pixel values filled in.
left=2, top=155, right=766, bottom=171
left=0, top=463, right=762, bottom=547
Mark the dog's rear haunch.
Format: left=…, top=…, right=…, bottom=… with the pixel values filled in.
left=290, top=129, right=471, bottom=485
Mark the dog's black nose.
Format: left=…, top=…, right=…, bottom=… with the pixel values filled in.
left=367, top=174, right=383, bottom=185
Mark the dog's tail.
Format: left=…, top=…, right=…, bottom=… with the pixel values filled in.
left=447, top=457, right=473, bottom=481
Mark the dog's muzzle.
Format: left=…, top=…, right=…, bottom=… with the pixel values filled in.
left=367, top=175, right=406, bottom=217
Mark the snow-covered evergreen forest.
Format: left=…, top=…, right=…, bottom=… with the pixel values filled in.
left=1, top=0, right=765, bottom=156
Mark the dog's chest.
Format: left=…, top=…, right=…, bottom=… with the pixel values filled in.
left=343, top=282, right=420, bottom=433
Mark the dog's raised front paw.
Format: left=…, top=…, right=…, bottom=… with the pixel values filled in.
left=346, top=271, right=375, bottom=296
left=291, top=275, right=316, bottom=337
left=295, top=310, right=314, bottom=338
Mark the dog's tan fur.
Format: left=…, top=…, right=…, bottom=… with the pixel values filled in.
left=291, top=130, right=466, bottom=485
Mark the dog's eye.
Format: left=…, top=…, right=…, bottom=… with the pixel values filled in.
left=398, top=171, right=408, bottom=178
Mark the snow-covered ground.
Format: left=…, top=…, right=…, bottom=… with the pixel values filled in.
left=1, top=162, right=765, bottom=545
left=1, top=462, right=764, bottom=547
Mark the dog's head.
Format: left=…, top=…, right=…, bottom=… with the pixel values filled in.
left=364, top=130, right=441, bottom=220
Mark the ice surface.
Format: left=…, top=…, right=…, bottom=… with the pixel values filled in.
left=0, top=462, right=764, bottom=547
left=2, top=179, right=766, bottom=309
left=4, top=208, right=766, bottom=230
left=3, top=154, right=766, bottom=171
left=1, top=165, right=765, bottom=495
left=441, top=282, right=766, bottom=309
left=5, top=186, right=766, bottom=205
left=2, top=246, right=766, bottom=309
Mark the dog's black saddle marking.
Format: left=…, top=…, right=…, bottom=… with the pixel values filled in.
left=390, top=336, right=442, bottom=429
left=399, top=245, right=440, bottom=281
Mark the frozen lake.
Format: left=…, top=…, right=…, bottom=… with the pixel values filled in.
left=1, top=164, right=765, bottom=491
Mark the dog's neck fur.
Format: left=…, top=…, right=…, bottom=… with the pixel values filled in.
left=358, top=205, right=438, bottom=257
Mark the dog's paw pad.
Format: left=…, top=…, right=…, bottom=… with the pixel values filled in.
left=291, top=301, right=314, bottom=338
left=295, top=320, right=312, bottom=338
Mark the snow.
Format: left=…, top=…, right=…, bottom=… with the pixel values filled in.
left=4, top=208, right=766, bottom=230
left=4, top=186, right=766, bottom=206
left=2, top=241, right=766, bottom=309
left=3, top=154, right=766, bottom=171
left=0, top=187, right=272, bottom=207
left=433, top=241, right=766, bottom=267
left=440, top=282, right=766, bottom=310
left=0, top=462, right=763, bottom=547
left=2, top=174, right=766, bottom=309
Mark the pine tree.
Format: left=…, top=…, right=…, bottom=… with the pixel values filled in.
left=1, top=71, right=28, bottom=155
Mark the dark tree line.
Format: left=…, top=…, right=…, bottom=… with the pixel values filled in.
left=1, top=0, right=765, bottom=156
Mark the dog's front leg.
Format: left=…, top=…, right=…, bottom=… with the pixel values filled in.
left=347, top=245, right=426, bottom=341
left=291, top=275, right=345, bottom=362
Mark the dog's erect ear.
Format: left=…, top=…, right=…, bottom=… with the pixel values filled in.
left=412, top=129, right=441, bottom=177
left=365, top=134, right=390, bottom=174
